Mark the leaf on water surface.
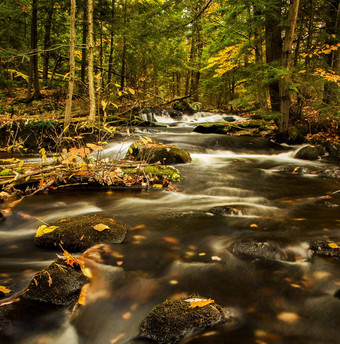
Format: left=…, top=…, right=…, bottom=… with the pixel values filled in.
left=277, top=312, right=300, bottom=324
left=163, top=236, right=178, bottom=244
left=35, top=225, right=59, bottom=238
left=328, top=242, right=339, bottom=249
left=153, top=184, right=163, bottom=188
left=0, top=286, right=11, bottom=294
left=130, top=224, right=145, bottom=230
left=211, top=256, right=222, bottom=262
left=184, top=298, right=215, bottom=308
left=93, top=223, right=110, bottom=232
left=250, top=223, right=258, bottom=228
left=78, top=283, right=90, bottom=305
left=122, top=312, right=131, bottom=320
left=110, top=333, right=126, bottom=344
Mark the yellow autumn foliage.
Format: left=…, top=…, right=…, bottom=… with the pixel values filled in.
left=35, top=225, right=59, bottom=238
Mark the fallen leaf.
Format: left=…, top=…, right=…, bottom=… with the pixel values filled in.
left=211, top=256, right=222, bottom=262
left=184, top=298, right=215, bottom=308
left=328, top=242, right=339, bottom=249
left=0, top=286, right=11, bottom=294
left=78, top=283, right=90, bottom=305
left=110, top=333, right=126, bottom=344
left=153, top=184, right=163, bottom=189
left=122, top=312, right=131, bottom=320
left=93, top=223, right=110, bottom=232
left=130, top=224, right=145, bottom=230
left=35, top=225, right=59, bottom=238
left=250, top=224, right=258, bottom=228
left=277, top=312, right=300, bottom=324
left=164, top=236, right=178, bottom=244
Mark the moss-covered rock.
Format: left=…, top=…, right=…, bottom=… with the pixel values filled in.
left=35, top=215, right=127, bottom=252
left=22, top=258, right=88, bottom=306
left=325, top=142, right=340, bottom=162
left=126, top=142, right=191, bottom=164
left=294, top=145, right=325, bottom=160
left=208, top=206, right=241, bottom=216
left=123, top=165, right=182, bottom=182
left=310, top=240, right=340, bottom=258
left=193, top=122, right=242, bottom=134
left=139, top=296, right=230, bottom=344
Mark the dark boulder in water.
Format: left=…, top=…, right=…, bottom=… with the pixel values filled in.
left=139, top=296, right=231, bottom=344
left=310, top=240, right=340, bottom=258
left=294, top=145, right=325, bottom=160
left=22, top=257, right=89, bottom=306
left=35, top=215, right=127, bottom=252
left=228, top=240, right=294, bottom=262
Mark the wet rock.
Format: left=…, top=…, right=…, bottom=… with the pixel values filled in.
left=126, top=142, right=191, bottom=165
left=172, top=100, right=192, bottom=112
left=294, top=145, right=325, bottom=160
left=208, top=206, right=241, bottom=216
left=35, top=215, right=127, bottom=252
left=21, top=258, right=88, bottom=306
left=334, top=290, right=340, bottom=299
left=139, top=297, right=230, bottom=344
left=223, top=116, right=236, bottom=122
left=125, top=338, right=158, bottom=344
left=193, top=122, right=240, bottom=134
left=310, top=240, right=340, bottom=258
left=228, top=240, right=294, bottom=262
left=326, top=142, right=340, bottom=162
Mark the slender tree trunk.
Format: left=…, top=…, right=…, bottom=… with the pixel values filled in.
left=81, top=3, right=87, bottom=86
left=265, top=0, right=282, bottom=112
left=107, top=0, right=116, bottom=85
left=42, top=1, right=55, bottom=81
left=88, top=0, right=96, bottom=123
left=279, top=0, right=300, bottom=135
left=120, top=0, right=127, bottom=90
left=28, top=0, right=41, bottom=100
left=65, top=0, right=76, bottom=127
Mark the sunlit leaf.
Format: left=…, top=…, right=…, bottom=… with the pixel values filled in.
left=250, top=224, right=258, bottom=228
left=0, top=286, right=11, bottom=294
left=93, top=223, right=110, bottom=231
left=277, top=312, right=300, bottom=324
left=328, top=242, right=339, bottom=249
left=36, top=225, right=59, bottom=238
left=78, top=283, right=90, bottom=305
left=184, top=298, right=215, bottom=308
left=164, top=236, right=178, bottom=244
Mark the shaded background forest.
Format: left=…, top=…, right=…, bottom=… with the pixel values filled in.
left=0, top=0, right=339, bottom=140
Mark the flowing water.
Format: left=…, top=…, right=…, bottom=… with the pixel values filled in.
left=1, top=112, right=340, bottom=344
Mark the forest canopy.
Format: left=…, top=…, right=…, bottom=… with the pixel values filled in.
left=0, top=0, right=339, bottom=138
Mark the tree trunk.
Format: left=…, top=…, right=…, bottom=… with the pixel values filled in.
left=279, top=0, right=300, bottom=135
left=42, top=1, right=55, bottom=81
left=88, top=0, right=96, bottom=124
left=107, top=0, right=116, bottom=86
left=265, top=0, right=282, bottom=112
left=28, top=0, right=41, bottom=100
left=120, top=0, right=127, bottom=90
left=81, top=2, right=87, bottom=86
left=65, top=0, right=76, bottom=128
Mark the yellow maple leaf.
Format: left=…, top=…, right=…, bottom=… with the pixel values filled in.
left=35, top=225, right=59, bottom=238
left=328, top=242, right=339, bottom=249
left=0, top=286, right=11, bottom=294
left=93, top=223, right=110, bottom=231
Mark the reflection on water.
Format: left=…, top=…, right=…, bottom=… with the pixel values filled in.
left=1, top=126, right=340, bottom=344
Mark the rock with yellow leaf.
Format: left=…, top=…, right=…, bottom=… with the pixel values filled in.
left=138, top=296, right=232, bottom=343
left=35, top=215, right=127, bottom=252
left=310, top=240, right=340, bottom=258
left=22, top=257, right=89, bottom=306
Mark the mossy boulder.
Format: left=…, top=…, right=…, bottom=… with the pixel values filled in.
left=22, top=258, right=89, bottom=306
left=208, top=206, right=241, bottom=216
left=123, top=165, right=182, bottom=183
left=325, top=142, right=340, bottom=162
left=310, top=240, right=340, bottom=258
left=126, top=142, right=192, bottom=164
left=193, top=122, right=241, bottom=134
left=139, top=297, right=230, bottom=344
left=35, top=215, right=127, bottom=252
left=294, top=145, right=325, bottom=160
left=172, top=100, right=191, bottom=112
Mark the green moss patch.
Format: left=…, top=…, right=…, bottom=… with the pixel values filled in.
left=35, top=215, right=127, bottom=252
left=123, top=165, right=182, bottom=182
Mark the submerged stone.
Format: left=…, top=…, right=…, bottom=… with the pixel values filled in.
left=22, top=258, right=88, bottom=306
left=310, top=240, right=340, bottom=258
left=139, top=297, right=230, bottom=344
left=126, top=142, right=192, bottom=164
left=208, top=206, right=241, bottom=216
left=35, top=215, right=127, bottom=252
left=228, top=240, right=294, bottom=262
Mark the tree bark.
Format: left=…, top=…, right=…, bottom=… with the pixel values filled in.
left=88, top=0, right=96, bottom=124
left=120, top=0, right=127, bottom=90
left=107, top=0, right=116, bottom=86
left=65, top=0, right=76, bottom=128
left=279, top=0, right=300, bottom=135
left=42, top=1, right=55, bottom=81
left=265, top=0, right=282, bottom=112
left=27, top=0, right=41, bottom=100
left=81, top=2, right=87, bottom=86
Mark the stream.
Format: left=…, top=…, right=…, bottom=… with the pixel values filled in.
left=1, top=112, right=340, bottom=344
